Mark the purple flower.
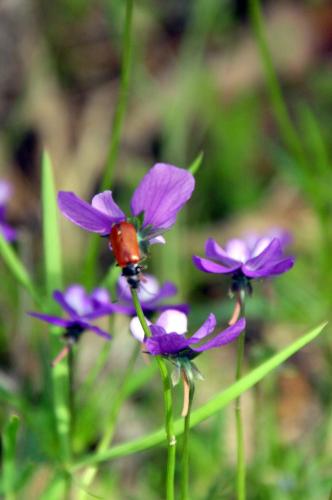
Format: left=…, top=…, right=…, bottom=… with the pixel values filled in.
left=112, top=274, right=189, bottom=316
left=193, top=231, right=295, bottom=291
left=58, top=163, right=195, bottom=248
left=0, top=181, right=16, bottom=242
left=130, top=309, right=245, bottom=360
left=29, top=285, right=114, bottom=341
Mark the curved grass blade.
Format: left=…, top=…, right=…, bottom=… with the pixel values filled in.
left=0, top=234, right=39, bottom=303
left=73, top=321, right=326, bottom=469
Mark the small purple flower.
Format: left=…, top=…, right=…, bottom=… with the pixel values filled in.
left=0, top=181, right=16, bottom=242
left=130, top=309, right=245, bottom=363
left=58, top=163, right=195, bottom=249
left=112, top=274, right=189, bottom=316
left=193, top=231, right=295, bottom=293
left=29, top=284, right=114, bottom=342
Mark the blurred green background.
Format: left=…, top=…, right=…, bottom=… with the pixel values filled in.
left=1, top=0, right=332, bottom=498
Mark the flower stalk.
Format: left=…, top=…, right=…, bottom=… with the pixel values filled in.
left=233, top=291, right=246, bottom=500
left=180, top=371, right=195, bottom=500
left=130, top=288, right=176, bottom=500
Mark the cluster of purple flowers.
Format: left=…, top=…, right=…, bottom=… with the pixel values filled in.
left=29, top=163, right=295, bottom=380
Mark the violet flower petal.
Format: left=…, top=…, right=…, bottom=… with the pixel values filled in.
left=64, top=285, right=92, bottom=316
left=192, top=255, right=241, bottom=274
left=192, top=318, right=246, bottom=352
left=130, top=316, right=152, bottom=342
left=145, top=333, right=189, bottom=356
left=84, top=324, right=112, bottom=340
left=149, top=235, right=166, bottom=245
left=91, top=191, right=125, bottom=220
left=28, top=312, right=71, bottom=328
left=0, top=181, right=11, bottom=205
left=0, top=223, right=16, bottom=242
left=130, top=163, right=195, bottom=232
left=225, top=239, right=250, bottom=263
left=190, top=313, right=216, bottom=341
left=244, top=238, right=283, bottom=272
left=205, top=238, right=241, bottom=267
left=243, top=256, right=295, bottom=278
left=156, top=309, right=188, bottom=335
left=53, top=290, right=78, bottom=318
left=58, top=191, right=116, bottom=235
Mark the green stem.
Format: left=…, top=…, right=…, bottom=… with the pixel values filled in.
left=181, top=382, right=195, bottom=500
left=78, top=343, right=140, bottom=499
left=235, top=332, right=246, bottom=500
left=83, top=0, right=134, bottom=287
left=130, top=288, right=176, bottom=500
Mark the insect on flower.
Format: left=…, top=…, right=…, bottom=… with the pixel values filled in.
left=58, top=163, right=195, bottom=288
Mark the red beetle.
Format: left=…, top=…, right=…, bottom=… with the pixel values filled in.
left=109, top=221, right=142, bottom=288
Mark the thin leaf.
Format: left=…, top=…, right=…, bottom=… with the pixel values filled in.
left=188, top=151, right=204, bottom=175
left=73, top=322, right=326, bottom=469
left=41, top=151, right=71, bottom=464
left=42, top=151, right=63, bottom=295
left=0, top=234, right=39, bottom=303
left=2, top=414, right=20, bottom=500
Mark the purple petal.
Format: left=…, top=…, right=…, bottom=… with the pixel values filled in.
left=64, top=285, right=92, bottom=316
left=149, top=235, right=166, bottom=245
left=225, top=239, right=250, bottom=263
left=190, top=313, right=216, bottom=341
left=0, top=181, right=12, bottom=205
left=53, top=291, right=78, bottom=318
left=58, top=191, right=115, bottom=235
left=192, top=318, right=246, bottom=352
left=0, top=223, right=16, bottom=242
left=84, top=323, right=112, bottom=340
left=130, top=316, right=152, bottom=342
left=243, top=256, right=295, bottom=278
left=192, top=255, right=240, bottom=274
left=28, top=312, right=71, bottom=328
left=156, top=303, right=189, bottom=314
left=91, top=288, right=112, bottom=305
left=91, top=191, right=125, bottom=220
left=130, top=163, right=195, bottom=232
left=145, top=333, right=189, bottom=356
left=156, top=309, right=188, bottom=334
left=244, top=239, right=283, bottom=271
left=205, top=238, right=241, bottom=267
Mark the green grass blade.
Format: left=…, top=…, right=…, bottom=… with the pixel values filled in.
left=2, top=414, right=20, bottom=500
left=188, top=151, right=204, bottom=175
left=41, top=151, right=71, bottom=465
left=42, top=151, right=63, bottom=294
left=0, top=234, right=39, bottom=303
left=73, top=321, right=326, bottom=468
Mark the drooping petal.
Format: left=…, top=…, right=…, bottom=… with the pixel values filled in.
left=145, top=333, right=189, bottom=356
left=243, top=239, right=283, bottom=272
left=53, top=290, right=78, bottom=318
left=130, top=163, right=195, bottom=232
left=243, top=256, right=295, bottom=278
left=225, top=239, right=250, bottom=263
left=28, top=312, right=71, bottom=328
left=192, top=255, right=240, bottom=274
left=91, top=191, right=125, bottom=220
left=205, top=238, right=241, bottom=267
left=58, top=191, right=115, bottom=235
left=192, top=318, right=245, bottom=352
left=190, top=313, right=216, bottom=341
left=84, top=323, right=112, bottom=340
left=156, top=309, right=188, bottom=335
